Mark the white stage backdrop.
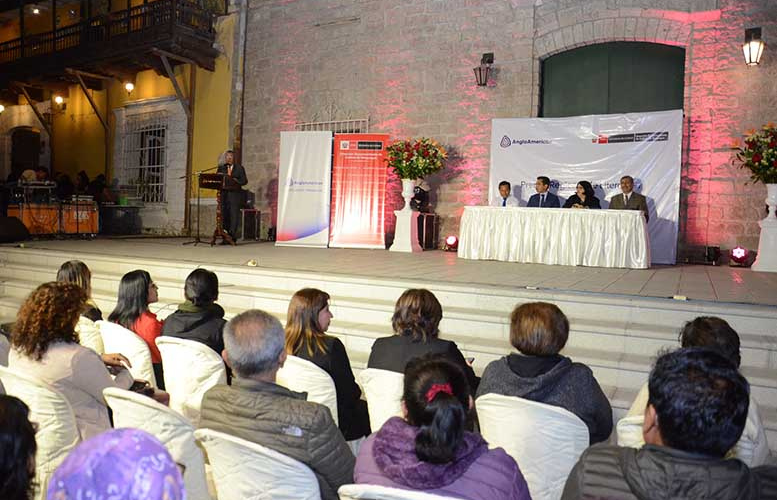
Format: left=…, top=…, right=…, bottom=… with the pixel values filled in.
left=276, top=131, right=332, bottom=248
left=490, top=110, right=682, bottom=264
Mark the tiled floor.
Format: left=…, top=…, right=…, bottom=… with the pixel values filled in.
left=5, top=237, right=777, bottom=306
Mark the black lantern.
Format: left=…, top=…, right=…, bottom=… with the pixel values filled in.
left=743, top=27, right=765, bottom=66
left=473, top=53, right=494, bottom=86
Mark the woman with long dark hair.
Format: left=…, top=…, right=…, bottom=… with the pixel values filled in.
left=285, top=288, right=370, bottom=440
left=562, top=180, right=601, bottom=209
left=108, top=270, right=164, bottom=388
left=9, top=282, right=134, bottom=439
left=355, top=355, right=530, bottom=500
left=0, top=395, right=37, bottom=500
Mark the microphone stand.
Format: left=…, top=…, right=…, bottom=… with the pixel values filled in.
left=181, top=165, right=221, bottom=246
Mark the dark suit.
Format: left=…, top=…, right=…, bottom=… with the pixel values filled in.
left=609, top=192, right=649, bottom=222
left=563, top=194, right=601, bottom=209
left=367, top=335, right=479, bottom=393
left=527, top=192, right=561, bottom=208
left=217, top=163, right=248, bottom=237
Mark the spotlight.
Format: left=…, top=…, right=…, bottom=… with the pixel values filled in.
left=704, top=246, right=721, bottom=266
left=0, top=104, right=5, bottom=114
left=729, top=246, right=752, bottom=267
left=444, top=235, right=458, bottom=251
left=32, top=7, right=40, bottom=14
left=124, top=82, right=135, bottom=96
left=54, top=95, right=64, bottom=105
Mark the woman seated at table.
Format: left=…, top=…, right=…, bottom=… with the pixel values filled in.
left=562, top=180, right=601, bottom=209
left=8, top=282, right=135, bottom=440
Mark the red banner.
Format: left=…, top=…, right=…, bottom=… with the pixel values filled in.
left=329, top=134, right=390, bottom=248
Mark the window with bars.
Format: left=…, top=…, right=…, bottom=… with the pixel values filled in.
left=294, top=117, right=369, bottom=134
left=120, top=111, right=168, bottom=203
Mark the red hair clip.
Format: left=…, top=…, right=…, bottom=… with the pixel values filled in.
left=425, top=383, right=453, bottom=402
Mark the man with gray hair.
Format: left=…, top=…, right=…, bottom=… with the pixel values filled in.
left=199, top=309, right=354, bottom=500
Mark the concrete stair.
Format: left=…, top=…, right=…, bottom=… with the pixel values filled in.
left=0, top=246, right=775, bottom=451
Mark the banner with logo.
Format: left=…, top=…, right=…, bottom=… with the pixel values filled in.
left=329, top=134, right=390, bottom=248
left=490, top=110, right=682, bottom=264
left=276, top=131, right=332, bottom=247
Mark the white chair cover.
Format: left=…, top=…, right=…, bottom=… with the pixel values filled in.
left=0, top=333, right=9, bottom=366
left=194, top=428, right=321, bottom=500
left=155, top=337, right=226, bottom=424
left=0, top=366, right=79, bottom=500
left=76, top=316, right=105, bottom=355
left=277, top=355, right=338, bottom=425
left=476, top=393, right=589, bottom=500
left=357, top=368, right=404, bottom=431
left=338, top=484, right=460, bottom=500
left=616, top=415, right=645, bottom=449
left=103, top=387, right=213, bottom=500
left=96, top=320, right=157, bottom=387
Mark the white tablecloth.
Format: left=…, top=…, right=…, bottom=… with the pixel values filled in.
left=458, top=207, right=650, bottom=269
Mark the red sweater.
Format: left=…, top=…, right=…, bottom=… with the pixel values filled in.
left=132, top=311, right=163, bottom=363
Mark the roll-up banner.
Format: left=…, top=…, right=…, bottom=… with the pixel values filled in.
left=329, top=134, right=390, bottom=248
left=276, top=131, right=332, bottom=247
left=490, top=110, right=682, bottom=264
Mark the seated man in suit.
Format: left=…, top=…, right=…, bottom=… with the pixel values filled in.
left=527, top=176, right=560, bottom=208
left=609, top=175, right=649, bottom=222
left=199, top=309, right=354, bottom=500
left=493, top=180, right=518, bottom=207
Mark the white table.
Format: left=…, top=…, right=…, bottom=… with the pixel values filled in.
left=458, top=206, right=650, bottom=269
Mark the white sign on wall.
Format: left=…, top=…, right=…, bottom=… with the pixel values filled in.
left=490, top=110, right=682, bottom=264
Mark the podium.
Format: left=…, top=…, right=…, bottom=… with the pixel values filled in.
left=198, top=173, right=235, bottom=246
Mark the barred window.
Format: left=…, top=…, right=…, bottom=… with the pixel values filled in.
left=294, top=117, right=369, bottom=133
left=120, top=111, right=168, bottom=203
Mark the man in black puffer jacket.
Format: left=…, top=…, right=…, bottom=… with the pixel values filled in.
left=562, top=348, right=777, bottom=500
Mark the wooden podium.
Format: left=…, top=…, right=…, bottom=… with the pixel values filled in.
left=199, top=173, right=235, bottom=246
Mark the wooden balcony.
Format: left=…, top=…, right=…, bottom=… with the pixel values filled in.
left=0, top=0, right=219, bottom=90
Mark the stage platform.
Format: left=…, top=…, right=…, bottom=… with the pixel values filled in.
left=1, top=237, right=776, bottom=450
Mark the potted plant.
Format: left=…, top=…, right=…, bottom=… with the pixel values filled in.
left=386, top=138, right=447, bottom=211
left=731, top=122, right=777, bottom=272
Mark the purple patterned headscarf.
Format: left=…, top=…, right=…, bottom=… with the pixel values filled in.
left=47, top=428, right=186, bottom=500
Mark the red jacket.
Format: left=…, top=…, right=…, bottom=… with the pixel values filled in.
left=132, top=311, right=163, bottom=363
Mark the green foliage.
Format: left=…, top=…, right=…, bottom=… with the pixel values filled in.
left=732, top=123, right=777, bottom=184
left=386, top=138, right=447, bottom=180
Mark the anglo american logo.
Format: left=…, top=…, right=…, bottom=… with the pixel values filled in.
left=500, top=135, right=551, bottom=148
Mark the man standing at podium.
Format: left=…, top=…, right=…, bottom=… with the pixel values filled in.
left=217, top=150, right=248, bottom=241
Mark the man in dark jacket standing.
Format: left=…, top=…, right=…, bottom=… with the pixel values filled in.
left=199, top=309, right=354, bottom=500
left=217, top=150, right=248, bottom=240
left=562, top=348, right=777, bottom=500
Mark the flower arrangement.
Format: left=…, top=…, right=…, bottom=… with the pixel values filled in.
left=732, top=122, right=777, bottom=184
left=386, top=138, right=447, bottom=180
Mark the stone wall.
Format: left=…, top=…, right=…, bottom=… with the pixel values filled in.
left=240, top=0, right=777, bottom=257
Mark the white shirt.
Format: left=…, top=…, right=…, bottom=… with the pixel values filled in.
left=493, top=196, right=519, bottom=207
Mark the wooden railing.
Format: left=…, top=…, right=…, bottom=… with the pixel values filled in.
left=0, top=0, right=215, bottom=65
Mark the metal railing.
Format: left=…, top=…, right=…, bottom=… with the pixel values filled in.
left=0, top=0, right=215, bottom=65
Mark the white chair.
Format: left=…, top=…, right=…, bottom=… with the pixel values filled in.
left=96, top=320, right=157, bottom=387
left=0, top=366, right=79, bottom=500
left=476, top=393, right=589, bottom=500
left=155, top=337, right=226, bottom=424
left=357, top=368, right=404, bottom=431
left=616, top=415, right=645, bottom=449
left=0, top=333, right=9, bottom=366
left=194, top=428, right=321, bottom=500
left=76, top=316, right=105, bottom=355
left=338, top=484, right=460, bottom=500
left=277, top=355, right=338, bottom=425
left=103, top=387, right=213, bottom=500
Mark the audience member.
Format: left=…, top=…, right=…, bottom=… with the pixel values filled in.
left=162, top=268, right=226, bottom=355
left=625, top=316, right=770, bottom=466
left=56, top=260, right=105, bottom=355
left=608, top=175, right=649, bottom=222
left=47, top=428, right=185, bottom=500
left=108, top=270, right=165, bottom=389
left=562, top=348, right=777, bottom=499
left=476, top=302, right=612, bottom=444
left=285, top=288, right=370, bottom=441
left=493, top=181, right=518, bottom=207
left=199, top=309, right=355, bottom=500
left=356, top=354, right=531, bottom=500
left=368, top=289, right=478, bottom=392
left=562, top=181, right=601, bottom=209
left=75, top=171, right=90, bottom=194
left=9, top=282, right=134, bottom=439
left=527, top=176, right=561, bottom=208
left=0, top=395, right=37, bottom=500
